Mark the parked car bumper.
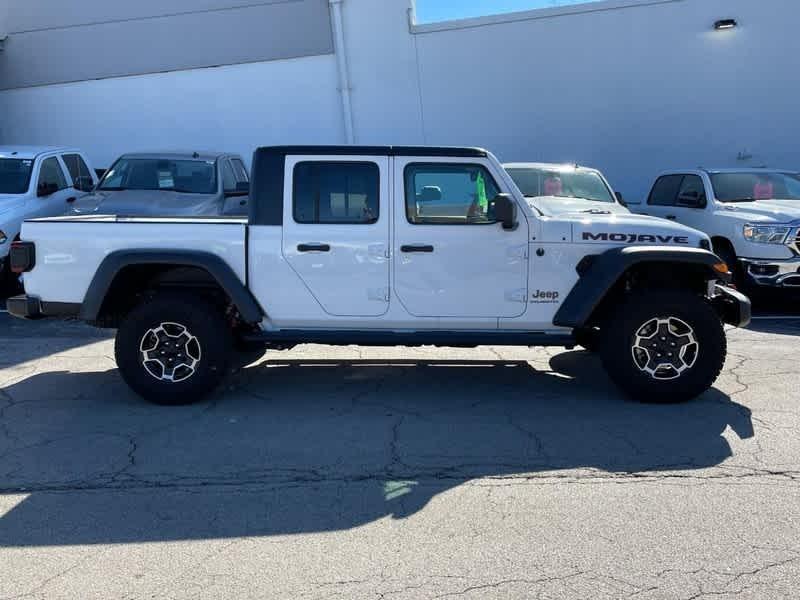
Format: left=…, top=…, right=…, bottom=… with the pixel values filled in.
left=739, top=257, right=800, bottom=287
left=6, top=295, right=80, bottom=320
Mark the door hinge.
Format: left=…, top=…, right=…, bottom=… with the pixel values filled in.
left=368, top=287, right=390, bottom=302
left=507, top=244, right=529, bottom=260
left=505, top=288, right=528, bottom=303
left=368, top=243, right=389, bottom=259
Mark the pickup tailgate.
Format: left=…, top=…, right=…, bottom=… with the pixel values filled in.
left=20, top=216, right=248, bottom=304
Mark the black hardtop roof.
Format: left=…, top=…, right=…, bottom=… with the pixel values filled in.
left=254, top=145, right=489, bottom=158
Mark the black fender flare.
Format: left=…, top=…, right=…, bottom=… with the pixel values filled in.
left=79, top=250, right=263, bottom=323
left=553, top=246, right=728, bottom=329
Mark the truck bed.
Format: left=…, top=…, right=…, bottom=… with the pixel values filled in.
left=21, top=215, right=248, bottom=305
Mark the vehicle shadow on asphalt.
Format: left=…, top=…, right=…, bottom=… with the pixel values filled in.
left=0, top=351, right=754, bottom=547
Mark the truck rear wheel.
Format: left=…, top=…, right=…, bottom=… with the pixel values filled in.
left=599, top=290, right=726, bottom=403
left=115, top=293, right=232, bottom=405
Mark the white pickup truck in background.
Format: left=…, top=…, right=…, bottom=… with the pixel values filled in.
left=504, top=162, right=630, bottom=216
left=8, top=146, right=749, bottom=406
left=633, top=169, right=800, bottom=289
left=0, top=146, right=97, bottom=286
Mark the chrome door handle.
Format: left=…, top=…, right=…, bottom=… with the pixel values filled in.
left=297, top=243, right=330, bottom=252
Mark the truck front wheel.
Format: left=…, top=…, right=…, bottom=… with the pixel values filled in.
left=599, top=290, right=726, bottom=403
left=115, top=293, right=232, bottom=405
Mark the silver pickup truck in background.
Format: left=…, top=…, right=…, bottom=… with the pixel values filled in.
left=69, top=151, right=251, bottom=217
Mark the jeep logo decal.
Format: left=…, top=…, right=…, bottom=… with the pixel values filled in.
left=582, top=232, right=690, bottom=244
left=530, top=290, right=560, bottom=304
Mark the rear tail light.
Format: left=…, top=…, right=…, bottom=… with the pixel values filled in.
left=9, top=241, right=35, bottom=273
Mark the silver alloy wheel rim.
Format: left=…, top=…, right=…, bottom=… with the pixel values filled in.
left=631, top=317, right=699, bottom=381
left=139, top=322, right=202, bottom=383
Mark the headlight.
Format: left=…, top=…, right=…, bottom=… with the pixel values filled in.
left=0, top=230, right=6, bottom=244
left=742, top=224, right=791, bottom=244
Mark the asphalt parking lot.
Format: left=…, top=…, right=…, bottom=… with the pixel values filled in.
left=0, top=300, right=799, bottom=599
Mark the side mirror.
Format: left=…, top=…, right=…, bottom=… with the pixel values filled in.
left=224, top=181, right=249, bottom=197
left=73, top=175, right=94, bottom=192
left=37, top=182, right=58, bottom=197
left=614, top=191, right=628, bottom=207
left=677, top=191, right=704, bottom=208
left=493, top=193, right=518, bottom=231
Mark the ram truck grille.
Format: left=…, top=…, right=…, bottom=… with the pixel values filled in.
left=793, top=228, right=800, bottom=255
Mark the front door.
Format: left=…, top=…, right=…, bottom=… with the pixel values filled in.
left=643, top=173, right=708, bottom=230
left=393, top=158, right=529, bottom=319
left=282, top=156, right=390, bottom=317
left=31, top=156, right=76, bottom=218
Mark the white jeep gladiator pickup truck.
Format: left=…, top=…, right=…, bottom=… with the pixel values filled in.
left=8, top=146, right=749, bottom=406
left=634, top=169, right=800, bottom=289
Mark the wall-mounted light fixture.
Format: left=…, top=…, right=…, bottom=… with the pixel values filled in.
left=714, top=19, right=738, bottom=31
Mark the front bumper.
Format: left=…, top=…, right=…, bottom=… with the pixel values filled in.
left=739, top=257, right=800, bottom=287
left=6, top=295, right=80, bottom=320
left=711, top=284, right=752, bottom=328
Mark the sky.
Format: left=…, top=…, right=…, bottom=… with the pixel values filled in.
left=415, top=0, right=595, bottom=23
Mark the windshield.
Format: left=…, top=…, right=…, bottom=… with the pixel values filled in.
left=99, top=158, right=217, bottom=194
left=710, top=172, right=800, bottom=202
left=506, top=167, right=615, bottom=203
left=0, top=158, right=34, bottom=195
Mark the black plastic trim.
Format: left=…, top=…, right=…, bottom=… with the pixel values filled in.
left=6, top=296, right=81, bottom=320
left=249, top=148, right=285, bottom=226
left=712, top=284, right=752, bottom=328
left=553, top=246, right=728, bottom=328
left=79, top=250, right=263, bottom=324
left=255, top=145, right=488, bottom=158
left=7, top=295, right=42, bottom=319
left=9, top=241, right=36, bottom=273
left=242, top=329, right=574, bottom=348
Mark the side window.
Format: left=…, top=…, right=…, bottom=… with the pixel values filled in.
left=37, top=157, right=68, bottom=193
left=61, top=153, right=91, bottom=184
left=231, top=158, right=249, bottom=183
left=405, top=163, right=501, bottom=225
left=647, top=175, right=683, bottom=206
left=293, top=162, right=379, bottom=224
left=676, top=175, right=706, bottom=207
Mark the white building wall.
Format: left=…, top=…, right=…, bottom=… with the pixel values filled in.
left=397, top=0, right=800, bottom=200
left=0, top=0, right=798, bottom=201
left=0, top=54, right=345, bottom=167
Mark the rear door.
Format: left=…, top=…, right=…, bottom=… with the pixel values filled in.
left=281, top=155, right=390, bottom=317
left=393, top=157, right=529, bottom=318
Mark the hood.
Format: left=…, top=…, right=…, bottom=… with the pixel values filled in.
left=529, top=196, right=629, bottom=217
left=715, top=200, right=800, bottom=224
left=69, top=189, right=221, bottom=217
left=552, top=211, right=708, bottom=247
left=0, top=195, right=26, bottom=217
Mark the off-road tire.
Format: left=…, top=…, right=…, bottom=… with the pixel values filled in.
left=1, top=257, right=22, bottom=295
left=115, top=292, right=232, bottom=405
left=600, top=290, right=726, bottom=403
